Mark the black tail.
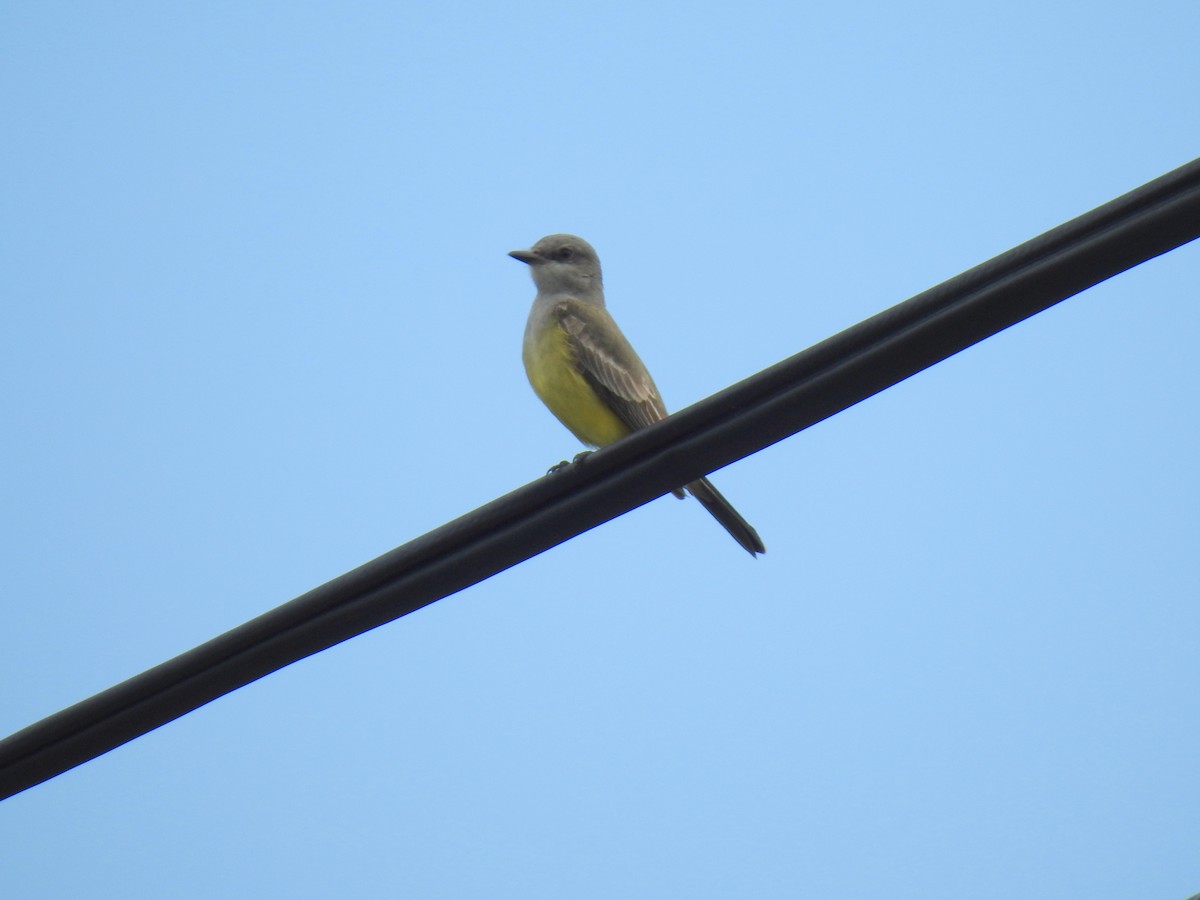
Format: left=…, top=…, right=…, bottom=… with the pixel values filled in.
left=685, top=476, right=766, bottom=557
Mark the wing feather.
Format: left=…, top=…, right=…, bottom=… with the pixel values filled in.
left=555, top=300, right=668, bottom=432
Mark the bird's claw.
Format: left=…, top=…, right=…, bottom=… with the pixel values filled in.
left=546, top=450, right=594, bottom=476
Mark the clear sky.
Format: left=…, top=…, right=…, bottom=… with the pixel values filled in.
left=2, top=2, right=1197, bottom=898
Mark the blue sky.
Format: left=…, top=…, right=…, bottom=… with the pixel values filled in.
left=2, top=2, right=1198, bottom=897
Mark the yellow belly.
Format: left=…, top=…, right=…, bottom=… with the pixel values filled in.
left=523, top=322, right=630, bottom=447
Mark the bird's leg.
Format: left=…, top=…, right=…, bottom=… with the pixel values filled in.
left=546, top=450, right=593, bottom=476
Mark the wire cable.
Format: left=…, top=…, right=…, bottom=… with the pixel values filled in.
left=2, top=157, right=1199, bottom=801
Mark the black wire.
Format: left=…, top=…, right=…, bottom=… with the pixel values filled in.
left=3, top=158, right=1199, bottom=801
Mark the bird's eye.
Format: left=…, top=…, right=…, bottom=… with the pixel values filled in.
left=556, top=246, right=574, bottom=260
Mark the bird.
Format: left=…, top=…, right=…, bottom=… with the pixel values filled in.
left=509, top=233, right=765, bottom=556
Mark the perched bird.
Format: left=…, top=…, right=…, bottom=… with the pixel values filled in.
left=510, top=233, right=765, bottom=556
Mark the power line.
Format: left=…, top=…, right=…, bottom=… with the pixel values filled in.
left=2, top=158, right=1199, bottom=801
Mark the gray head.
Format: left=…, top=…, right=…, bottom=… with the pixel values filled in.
left=509, top=233, right=604, bottom=300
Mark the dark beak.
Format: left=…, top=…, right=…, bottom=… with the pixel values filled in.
left=508, top=249, right=537, bottom=264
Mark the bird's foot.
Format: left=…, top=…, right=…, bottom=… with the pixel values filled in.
left=546, top=450, right=593, bottom=476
